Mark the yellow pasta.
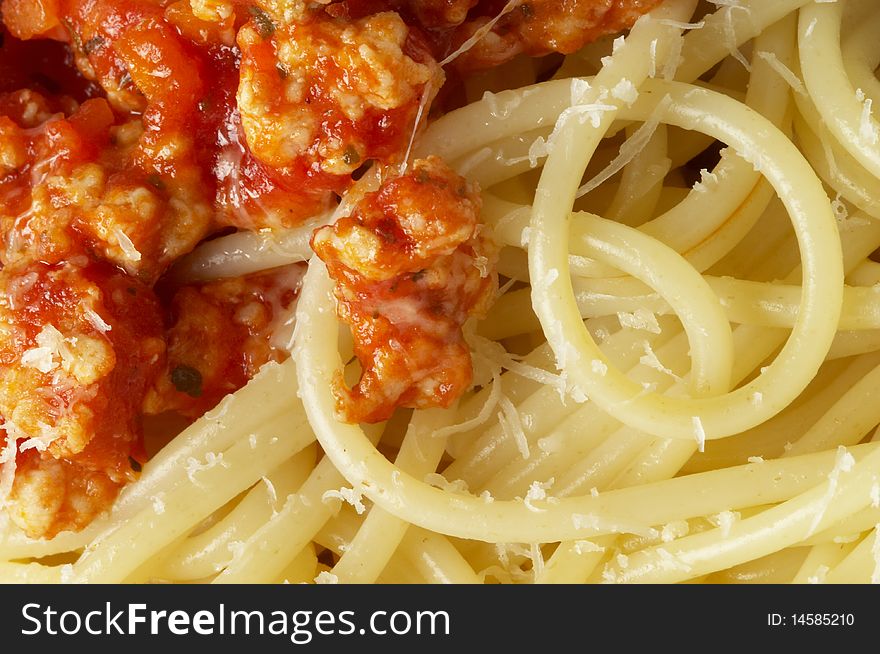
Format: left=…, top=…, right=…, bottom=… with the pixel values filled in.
left=6, top=0, right=880, bottom=586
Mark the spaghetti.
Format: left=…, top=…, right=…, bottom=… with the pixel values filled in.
left=2, top=0, right=880, bottom=584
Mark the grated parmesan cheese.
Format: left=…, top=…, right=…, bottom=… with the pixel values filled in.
left=872, top=527, right=880, bottom=584
left=617, top=309, right=662, bottom=334
left=804, top=17, right=817, bottom=38
left=431, top=371, right=501, bottom=441
left=692, top=416, right=706, bottom=453
left=20, top=324, right=72, bottom=374
left=655, top=547, right=693, bottom=572
left=660, top=520, right=689, bottom=542
left=657, top=19, right=705, bottom=30
left=830, top=194, right=849, bottom=222
left=59, top=564, right=74, bottom=584
left=591, top=359, right=608, bottom=376
left=262, top=476, right=279, bottom=509
left=610, top=79, right=638, bottom=106
left=569, top=78, right=592, bottom=106
left=572, top=513, right=658, bottom=539
left=692, top=168, right=720, bottom=193
left=321, top=486, right=367, bottom=514
left=18, top=421, right=60, bottom=453
left=315, top=571, right=339, bottom=584
left=756, top=51, right=806, bottom=96
left=600, top=564, right=619, bottom=584
left=807, top=564, right=829, bottom=584
left=723, top=6, right=751, bottom=72
left=639, top=341, right=680, bottom=381
left=522, top=478, right=556, bottom=513
left=855, top=89, right=879, bottom=146
left=808, top=446, right=856, bottom=535
left=577, top=95, right=673, bottom=199
left=83, top=308, right=112, bottom=333
left=114, top=227, right=142, bottom=262
left=710, top=510, right=738, bottom=538
left=184, top=452, right=229, bottom=484
left=439, top=0, right=520, bottom=66
left=470, top=334, right=572, bottom=403
left=573, top=540, right=604, bottom=555
left=498, top=395, right=530, bottom=459
left=424, top=472, right=469, bottom=494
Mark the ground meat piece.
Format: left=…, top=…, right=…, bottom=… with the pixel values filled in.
left=312, top=156, right=497, bottom=423
left=0, top=258, right=165, bottom=538
left=0, top=0, right=63, bottom=40
left=0, top=92, right=212, bottom=282
left=404, top=0, right=478, bottom=27
left=321, top=1, right=661, bottom=68
left=233, top=9, right=442, bottom=227
left=187, top=0, right=237, bottom=24
left=325, top=0, right=477, bottom=28
left=5, top=451, right=122, bottom=538
left=449, top=0, right=663, bottom=69
left=145, top=264, right=304, bottom=418
left=163, top=1, right=239, bottom=46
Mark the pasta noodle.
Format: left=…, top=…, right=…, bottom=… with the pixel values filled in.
left=4, top=0, right=880, bottom=585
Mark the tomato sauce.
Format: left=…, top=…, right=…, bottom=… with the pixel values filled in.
left=0, top=0, right=658, bottom=536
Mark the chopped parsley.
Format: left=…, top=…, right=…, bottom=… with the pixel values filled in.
left=82, top=36, right=105, bottom=55
left=249, top=6, right=276, bottom=39
left=119, top=70, right=134, bottom=89
left=146, top=174, right=166, bottom=191
left=171, top=365, right=204, bottom=398
left=342, top=145, right=361, bottom=166
left=60, top=18, right=83, bottom=50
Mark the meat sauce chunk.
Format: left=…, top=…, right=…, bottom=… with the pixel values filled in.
left=321, top=1, right=662, bottom=69
left=455, top=0, right=663, bottom=69
left=233, top=7, right=442, bottom=227
left=312, top=157, right=497, bottom=423
left=145, top=265, right=303, bottom=418
left=0, top=259, right=164, bottom=537
left=0, top=85, right=213, bottom=284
